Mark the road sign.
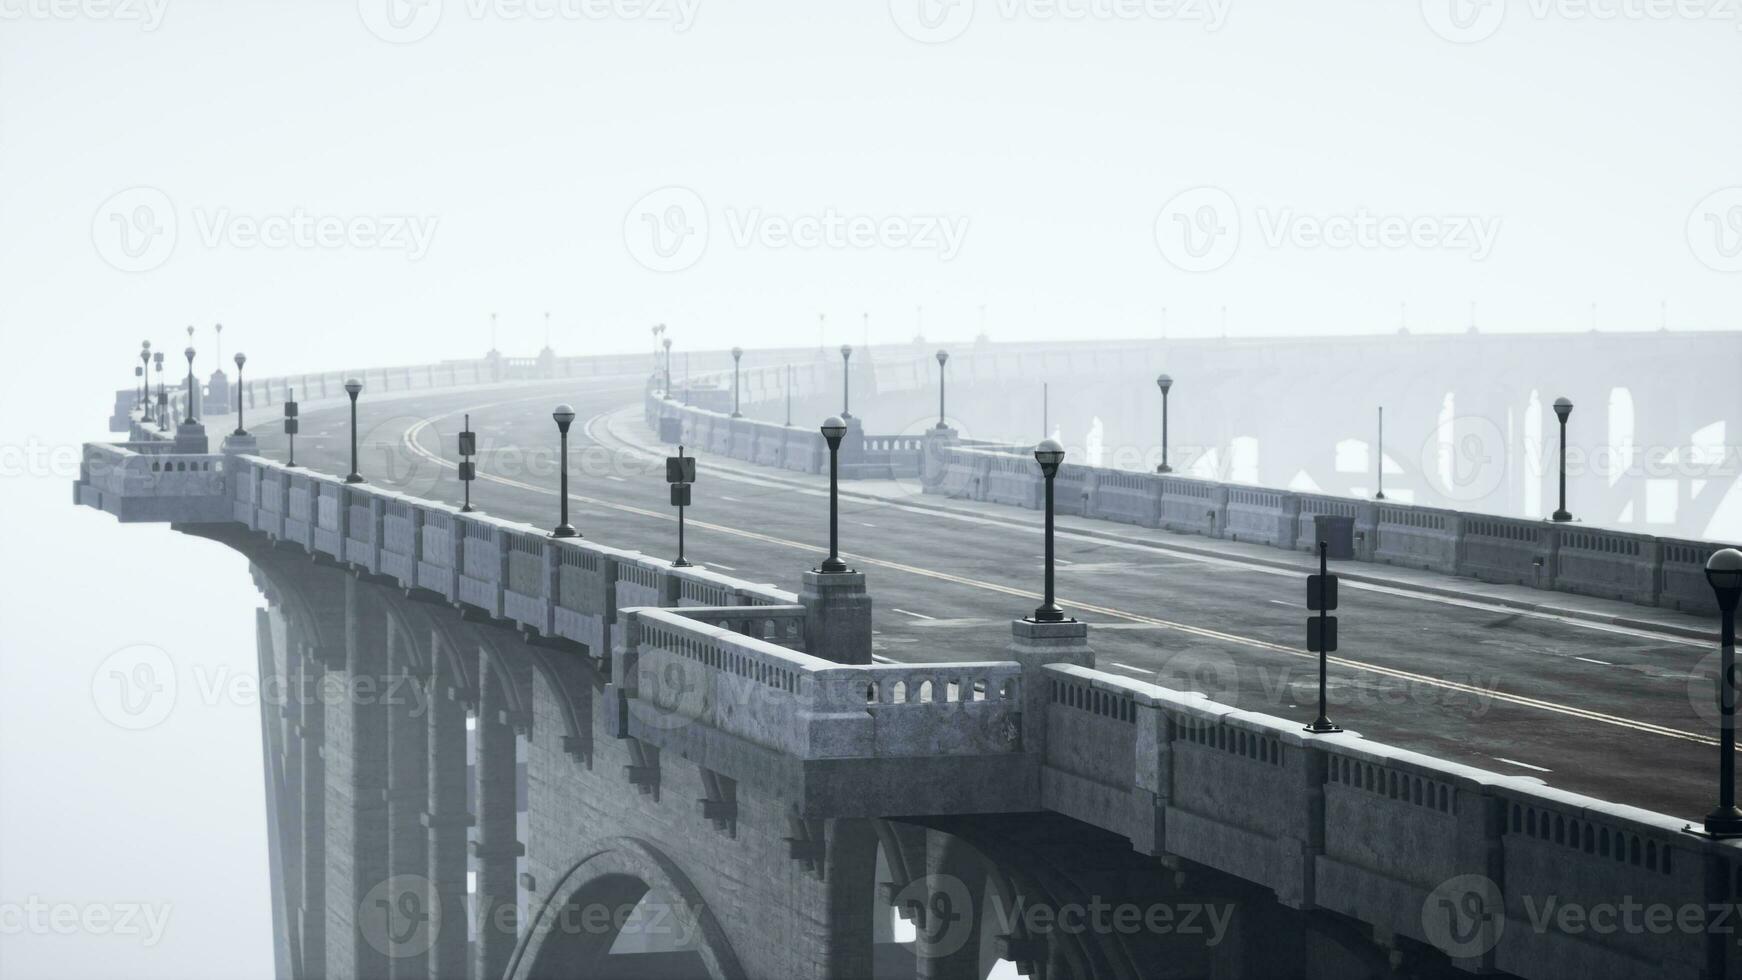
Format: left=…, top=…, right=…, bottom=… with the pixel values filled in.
left=458, top=431, right=476, bottom=456
left=670, top=484, right=691, bottom=507
left=666, top=456, right=696, bottom=484
left=458, top=461, right=476, bottom=481
left=1307, top=573, right=1338, bottom=611
left=1307, top=616, right=1338, bottom=653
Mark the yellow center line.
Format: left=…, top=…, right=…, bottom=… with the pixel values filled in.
left=397, top=404, right=1713, bottom=747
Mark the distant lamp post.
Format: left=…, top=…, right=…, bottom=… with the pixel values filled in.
left=1703, top=548, right=1742, bottom=837
left=183, top=346, right=197, bottom=424
left=1551, top=397, right=1573, bottom=522
left=139, top=342, right=153, bottom=422
left=232, top=353, right=248, bottom=435
left=1028, top=439, right=1069, bottom=623
left=731, top=347, right=743, bottom=418
left=935, top=350, right=950, bottom=429
left=1375, top=406, right=1385, bottom=500
left=662, top=336, right=673, bottom=393
left=153, top=351, right=166, bottom=431
left=817, top=416, right=850, bottom=574
left=840, top=344, right=853, bottom=419
left=1155, top=374, right=1173, bottom=473
left=344, top=378, right=364, bottom=483
left=550, top=404, right=579, bottom=538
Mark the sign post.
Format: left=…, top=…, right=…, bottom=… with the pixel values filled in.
left=667, top=446, right=696, bottom=568
left=458, top=414, right=477, bottom=513
left=283, top=389, right=299, bottom=467
left=1305, top=540, right=1342, bottom=734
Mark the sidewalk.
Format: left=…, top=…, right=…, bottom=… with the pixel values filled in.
left=605, top=406, right=1720, bottom=645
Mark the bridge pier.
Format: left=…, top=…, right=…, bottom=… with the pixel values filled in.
left=326, top=576, right=392, bottom=980
left=472, top=645, right=527, bottom=980
left=383, top=610, right=429, bottom=980
left=423, top=628, right=472, bottom=980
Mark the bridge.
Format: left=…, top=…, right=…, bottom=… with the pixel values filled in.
left=77, top=337, right=1742, bottom=979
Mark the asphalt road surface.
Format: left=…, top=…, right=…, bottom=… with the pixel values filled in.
left=251, top=376, right=1721, bottom=820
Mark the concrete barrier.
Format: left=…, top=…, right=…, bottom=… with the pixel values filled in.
left=1085, top=469, right=1162, bottom=527
left=1374, top=504, right=1461, bottom=573
left=1225, top=485, right=1299, bottom=548
left=983, top=453, right=1042, bottom=509
left=1460, top=515, right=1553, bottom=588
left=1159, top=476, right=1226, bottom=537
left=1554, top=527, right=1661, bottom=606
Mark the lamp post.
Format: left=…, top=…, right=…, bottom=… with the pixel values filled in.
left=139, top=342, right=152, bottom=422
left=1155, top=373, right=1173, bottom=473
left=784, top=365, right=793, bottom=427
left=1375, top=406, right=1385, bottom=500
left=1029, top=439, right=1068, bottom=623
left=1703, top=548, right=1742, bottom=837
left=840, top=344, right=853, bottom=419
left=817, top=417, right=850, bottom=574
left=551, top=404, right=579, bottom=538
left=935, top=350, right=949, bottom=429
left=1551, top=397, right=1573, bottom=522
left=153, top=351, right=166, bottom=431
left=183, top=346, right=197, bottom=424
left=730, top=347, right=743, bottom=418
left=662, top=337, right=673, bottom=393
left=344, top=378, right=364, bottom=483
left=232, top=353, right=248, bottom=435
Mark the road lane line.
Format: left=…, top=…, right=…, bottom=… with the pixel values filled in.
left=892, top=608, right=935, bottom=620
left=397, top=407, right=1715, bottom=747
left=1574, top=656, right=1614, bottom=665
left=1494, top=758, right=1553, bottom=773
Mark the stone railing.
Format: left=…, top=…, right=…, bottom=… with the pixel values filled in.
left=615, top=607, right=1023, bottom=761
left=75, top=443, right=232, bottom=523
left=1037, top=662, right=1742, bottom=980
left=925, top=444, right=1735, bottom=616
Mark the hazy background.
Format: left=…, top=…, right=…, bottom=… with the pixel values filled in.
left=2, top=1, right=1738, bottom=976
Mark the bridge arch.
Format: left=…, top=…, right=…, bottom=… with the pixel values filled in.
left=507, top=837, right=746, bottom=980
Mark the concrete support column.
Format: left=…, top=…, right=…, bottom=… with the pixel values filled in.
left=327, top=577, right=391, bottom=980
left=799, top=571, right=873, bottom=665
left=472, top=655, right=523, bottom=980
left=423, top=640, right=471, bottom=980
left=385, top=618, right=430, bottom=980
left=915, top=830, right=986, bottom=980
left=294, top=639, right=327, bottom=979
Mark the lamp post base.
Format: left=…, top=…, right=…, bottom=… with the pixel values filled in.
left=345, top=474, right=365, bottom=485
left=1551, top=510, right=1573, bottom=522
left=1026, top=606, right=1069, bottom=624
left=551, top=525, right=579, bottom=538
left=816, top=557, right=851, bottom=574
left=1303, top=718, right=1343, bottom=734
left=671, top=558, right=692, bottom=568
left=1156, top=464, right=1171, bottom=474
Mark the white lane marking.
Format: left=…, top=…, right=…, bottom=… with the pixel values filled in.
left=703, top=561, right=736, bottom=571
left=860, top=521, right=877, bottom=527
left=606, top=475, right=626, bottom=482
left=1574, top=656, right=1615, bottom=665
left=397, top=407, right=1716, bottom=746
left=873, top=655, right=898, bottom=664
left=1109, top=663, right=1152, bottom=676
left=596, top=407, right=1708, bottom=650
left=1268, top=599, right=1292, bottom=606
left=1494, top=757, right=1553, bottom=773
left=892, top=608, right=935, bottom=620
left=720, top=495, right=741, bottom=502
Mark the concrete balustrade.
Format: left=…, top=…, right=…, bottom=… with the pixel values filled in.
left=1036, top=663, right=1742, bottom=980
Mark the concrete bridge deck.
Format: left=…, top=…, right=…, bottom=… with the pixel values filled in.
left=225, top=379, right=1718, bottom=821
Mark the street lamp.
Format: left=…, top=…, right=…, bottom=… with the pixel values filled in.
left=1155, top=374, right=1173, bottom=473
left=232, top=353, right=248, bottom=436
left=816, top=416, right=850, bottom=574
left=1029, top=439, right=1068, bottom=623
left=344, top=378, right=364, bottom=483
left=1375, top=406, right=1385, bottom=500
left=1551, top=397, right=1573, bottom=522
left=551, top=404, right=579, bottom=538
left=1703, top=549, right=1742, bottom=837
left=840, top=344, right=853, bottom=419
left=662, top=336, right=673, bottom=393
left=731, top=347, right=743, bottom=418
left=139, top=342, right=152, bottom=422
left=153, top=351, right=166, bottom=431
left=183, top=346, right=197, bottom=424
left=935, top=350, right=950, bottom=429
